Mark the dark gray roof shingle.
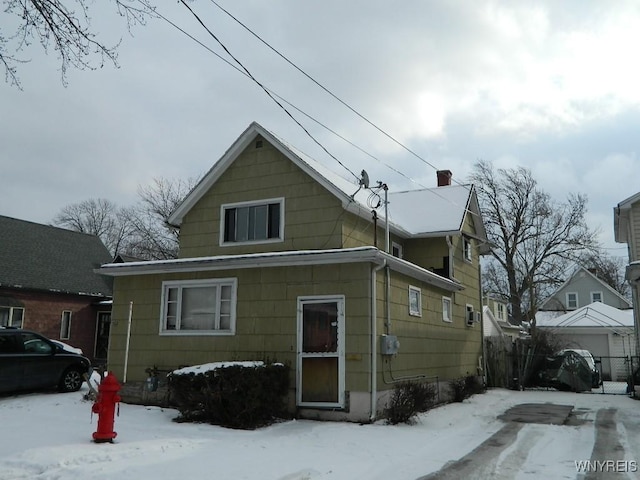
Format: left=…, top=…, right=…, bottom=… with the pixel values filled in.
left=0, top=215, right=112, bottom=297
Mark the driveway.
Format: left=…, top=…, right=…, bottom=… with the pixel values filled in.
left=418, top=401, right=639, bottom=479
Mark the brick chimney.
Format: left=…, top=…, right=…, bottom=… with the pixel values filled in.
left=437, top=170, right=452, bottom=187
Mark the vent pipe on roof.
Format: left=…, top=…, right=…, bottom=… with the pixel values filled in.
left=437, top=170, right=452, bottom=187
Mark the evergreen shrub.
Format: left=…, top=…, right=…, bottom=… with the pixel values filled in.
left=168, top=363, right=290, bottom=429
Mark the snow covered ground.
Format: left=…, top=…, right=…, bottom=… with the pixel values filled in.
left=1, top=381, right=639, bottom=480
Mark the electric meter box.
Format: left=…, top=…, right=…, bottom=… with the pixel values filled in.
left=380, top=334, right=400, bottom=355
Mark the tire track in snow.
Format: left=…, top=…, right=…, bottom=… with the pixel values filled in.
left=416, top=421, right=524, bottom=480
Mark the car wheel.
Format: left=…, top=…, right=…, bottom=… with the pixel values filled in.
left=59, top=368, right=83, bottom=392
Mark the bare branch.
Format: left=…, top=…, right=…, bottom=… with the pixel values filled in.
left=1, top=0, right=156, bottom=87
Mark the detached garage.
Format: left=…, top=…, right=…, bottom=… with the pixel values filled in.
left=536, top=302, right=635, bottom=381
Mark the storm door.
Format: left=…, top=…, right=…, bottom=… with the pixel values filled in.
left=297, top=296, right=345, bottom=408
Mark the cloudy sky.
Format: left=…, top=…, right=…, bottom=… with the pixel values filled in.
left=1, top=1, right=638, bottom=259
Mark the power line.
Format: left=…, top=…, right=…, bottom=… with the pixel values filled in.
left=151, top=2, right=476, bottom=220
left=178, top=0, right=360, bottom=183
left=209, top=0, right=452, bottom=185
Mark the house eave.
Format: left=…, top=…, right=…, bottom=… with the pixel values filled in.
left=97, top=247, right=463, bottom=292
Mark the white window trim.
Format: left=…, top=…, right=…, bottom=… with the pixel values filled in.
left=442, top=296, right=452, bottom=323
left=465, top=304, right=474, bottom=325
left=0, top=306, right=24, bottom=328
left=60, top=311, right=72, bottom=340
left=463, top=237, right=472, bottom=263
left=159, top=278, right=238, bottom=336
left=566, top=292, right=578, bottom=310
left=391, top=241, right=403, bottom=259
left=296, top=295, right=345, bottom=409
left=219, top=197, right=285, bottom=246
left=590, top=291, right=603, bottom=303
left=496, top=303, right=506, bottom=321
left=408, top=286, right=422, bottom=317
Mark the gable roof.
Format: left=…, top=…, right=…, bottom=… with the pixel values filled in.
left=0, top=215, right=113, bottom=297
left=536, top=301, right=634, bottom=330
left=482, top=305, right=522, bottom=337
left=168, top=122, right=488, bottom=244
left=614, top=190, right=640, bottom=243
left=540, top=265, right=632, bottom=310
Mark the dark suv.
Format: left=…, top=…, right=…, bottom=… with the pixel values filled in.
left=0, top=328, right=91, bottom=393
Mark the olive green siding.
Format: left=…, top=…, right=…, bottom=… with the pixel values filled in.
left=109, top=263, right=372, bottom=392
left=178, top=138, right=345, bottom=257
left=373, top=270, right=482, bottom=384
left=105, top=129, right=488, bottom=420
left=109, top=261, right=482, bottom=399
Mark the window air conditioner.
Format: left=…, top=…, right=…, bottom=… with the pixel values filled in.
left=466, top=309, right=475, bottom=326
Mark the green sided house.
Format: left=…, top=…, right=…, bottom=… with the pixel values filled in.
left=99, top=122, right=490, bottom=422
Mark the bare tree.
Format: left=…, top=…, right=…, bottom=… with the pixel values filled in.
left=2, top=0, right=154, bottom=88
left=52, top=198, right=130, bottom=255
left=53, top=176, right=198, bottom=260
left=470, top=160, right=600, bottom=325
left=121, top=177, right=198, bottom=260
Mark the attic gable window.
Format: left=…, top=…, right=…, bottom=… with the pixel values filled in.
left=221, top=198, right=284, bottom=245
left=566, top=292, right=578, bottom=310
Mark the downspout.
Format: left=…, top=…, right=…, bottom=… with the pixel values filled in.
left=371, top=261, right=386, bottom=422
left=446, top=235, right=454, bottom=279
left=123, top=301, right=133, bottom=384
left=478, top=262, right=486, bottom=381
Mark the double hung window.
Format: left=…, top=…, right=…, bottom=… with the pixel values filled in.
left=0, top=306, right=24, bottom=328
left=221, top=198, right=284, bottom=244
left=160, top=279, right=237, bottom=335
left=442, top=296, right=452, bottom=322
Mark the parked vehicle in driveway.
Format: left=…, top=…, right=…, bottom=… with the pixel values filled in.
left=0, top=328, right=91, bottom=393
left=557, top=349, right=601, bottom=389
left=536, top=349, right=601, bottom=392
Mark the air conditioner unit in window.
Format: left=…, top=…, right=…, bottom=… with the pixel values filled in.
left=466, top=309, right=475, bottom=326
left=475, top=311, right=482, bottom=323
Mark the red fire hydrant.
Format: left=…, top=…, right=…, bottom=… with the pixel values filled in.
left=92, top=371, right=121, bottom=443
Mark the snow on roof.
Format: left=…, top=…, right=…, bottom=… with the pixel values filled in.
left=172, top=122, right=480, bottom=239
left=272, top=129, right=478, bottom=237
left=536, top=302, right=634, bottom=329
left=171, top=361, right=265, bottom=376
left=388, top=186, right=473, bottom=235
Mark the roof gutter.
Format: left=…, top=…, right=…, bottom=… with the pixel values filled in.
left=97, top=247, right=463, bottom=292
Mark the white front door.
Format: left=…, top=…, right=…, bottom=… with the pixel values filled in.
left=297, top=296, right=345, bottom=408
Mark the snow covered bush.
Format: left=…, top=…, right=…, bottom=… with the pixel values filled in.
left=168, top=361, right=290, bottom=429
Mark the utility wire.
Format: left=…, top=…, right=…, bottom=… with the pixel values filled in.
left=210, top=0, right=450, bottom=185
left=152, top=2, right=476, bottom=223
left=149, top=7, right=402, bottom=183
left=178, top=0, right=360, bottom=183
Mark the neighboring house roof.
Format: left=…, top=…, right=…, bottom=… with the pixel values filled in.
left=99, top=246, right=464, bottom=292
left=540, top=265, right=632, bottom=310
left=113, top=254, right=145, bottom=263
left=0, top=215, right=113, bottom=297
left=482, top=305, right=522, bottom=337
left=536, top=302, right=634, bottom=330
left=168, top=122, right=488, bottom=247
left=614, top=190, right=640, bottom=244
